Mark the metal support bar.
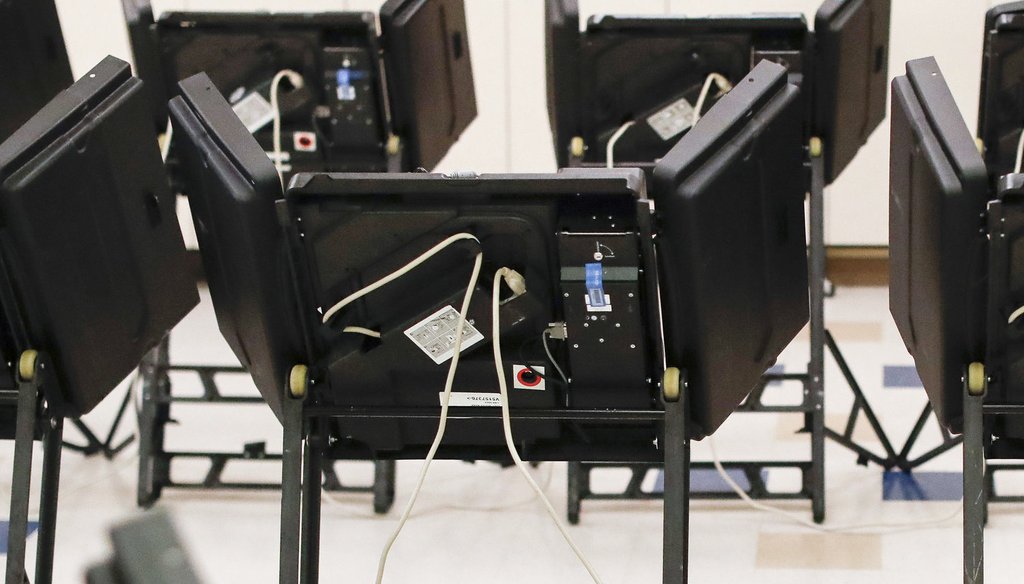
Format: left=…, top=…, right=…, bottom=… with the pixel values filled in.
left=823, top=330, right=900, bottom=467
left=808, top=141, right=828, bottom=524
left=62, top=389, right=134, bottom=458
left=280, top=392, right=305, bottom=584
left=963, top=373, right=985, bottom=584
left=662, top=380, right=689, bottom=584
left=300, top=422, right=323, bottom=584
left=5, top=364, right=39, bottom=584
left=34, top=414, right=63, bottom=584
left=5, top=352, right=62, bottom=584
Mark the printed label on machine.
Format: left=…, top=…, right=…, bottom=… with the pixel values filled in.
left=405, top=305, right=485, bottom=365
left=646, top=96, right=696, bottom=141
left=232, top=91, right=275, bottom=133
left=437, top=392, right=502, bottom=407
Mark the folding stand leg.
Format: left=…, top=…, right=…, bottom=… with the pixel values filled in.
left=662, top=379, right=689, bottom=584
left=963, top=373, right=985, bottom=584
left=807, top=140, right=827, bottom=524
left=5, top=367, right=39, bottom=584
left=33, top=414, right=63, bottom=584
left=300, top=424, right=323, bottom=584
left=137, top=339, right=170, bottom=508
left=280, top=393, right=304, bottom=584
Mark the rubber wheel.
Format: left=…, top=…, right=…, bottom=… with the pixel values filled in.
left=663, top=367, right=682, bottom=402
left=386, top=135, right=401, bottom=156
left=809, top=137, right=823, bottom=158
left=570, top=136, right=585, bottom=159
left=289, top=365, right=309, bottom=399
left=968, top=362, right=986, bottom=396
left=18, top=350, right=38, bottom=382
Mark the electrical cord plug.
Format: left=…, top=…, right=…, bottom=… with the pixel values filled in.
left=501, top=268, right=527, bottom=298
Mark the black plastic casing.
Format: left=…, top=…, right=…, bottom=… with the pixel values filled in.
left=0, top=0, right=73, bottom=143
left=380, top=0, right=477, bottom=171
left=169, top=73, right=304, bottom=422
left=889, top=58, right=990, bottom=432
left=653, top=60, right=810, bottom=438
left=978, top=2, right=1024, bottom=183
left=283, top=171, right=659, bottom=459
left=546, top=0, right=808, bottom=170
left=123, top=0, right=475, bottom=172
left=814, top=0, right=891, bottom=183
left=546, top=0, right=892, bottom=187
left=0, top=57, right=198, bottom=416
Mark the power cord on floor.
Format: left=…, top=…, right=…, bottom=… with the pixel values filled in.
left=375, top=251, right=483, bottom=584
left=491, top=268, right=604, bottom=584
left=707, top=436, right=963, bottom=534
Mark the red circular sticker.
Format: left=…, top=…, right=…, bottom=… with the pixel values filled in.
left=516, top=367, right=542, bottom=388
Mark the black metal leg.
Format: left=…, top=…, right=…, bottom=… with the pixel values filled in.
left=137, top=339, right=169, bottom=508
left=662, top=381, right=689, bottom=584
left=567, top=462, right=582, bottom=525
left=280, top=394, right=304, bottom=584
left=300, top=428, right=322, bottom=584
left=963, top=373, right=985, bottom=584
left=34, top=415, right=63, bottom=584
left=373, top=461, right=396, bottom=515
left=99, top=388, right=136, bottom=458
left=5, top=371, right=38, bottom=584
left=808, top=144, right=827, bottom=524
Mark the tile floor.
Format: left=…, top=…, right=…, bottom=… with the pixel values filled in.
left=2, top=285, right=1023, bottom=583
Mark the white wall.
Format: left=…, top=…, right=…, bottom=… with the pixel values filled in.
left=54, top=0, right=1006, bottom=246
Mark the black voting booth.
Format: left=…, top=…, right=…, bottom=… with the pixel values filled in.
left=0, top=0, right=73, bottom=144
left=889, top=3, right=1024, bottom=504
left=0, top=56, right=198, bottom=584
left=545, top=0, right=894, bottom=523
left=120, top=0, right=477, bottom=508
left=123, top=0, right=475, bottom=179
left=172, top=58, right=809, bottom=583
left=888, top=55, right=1024, bottom=584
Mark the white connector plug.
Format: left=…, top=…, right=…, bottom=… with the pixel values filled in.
left=502, top=268, right=527, bottom=298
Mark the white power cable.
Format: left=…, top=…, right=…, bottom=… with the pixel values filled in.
left=342, top=326, right=381, bottom=339
left=375, top=252, right=483, bottom=584
left=160, top=118, right=173, bottom=162
left=322, top=233, right=480, bottom=324
left=1015, top=127, right=1023, bottom=173
left=605, top=120, right=636, bottom=169
left=491, top=268, right=604, bottom=584
left=270, top=69, right=305, bottom=185
left=707, top=436, right=963, bottom=534
left=1008, top=305, right=1024, bottom=325
left=692, top=73, right=734, bottom=126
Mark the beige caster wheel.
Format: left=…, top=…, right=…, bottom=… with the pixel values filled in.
left=18, top=350, right=39, bottom=382
left=663, top=367, right=682, bottom=402
left=289, top=365, right=309, bottom=399
left=809, top=137, right=823, bottom=158
left=386, top=135, right=401, bottom=157
left=570, top=136, right=585, bottom=159
left=967, top=362, right=986, bottom=396
left=975, top=138, right=985, bottom=156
